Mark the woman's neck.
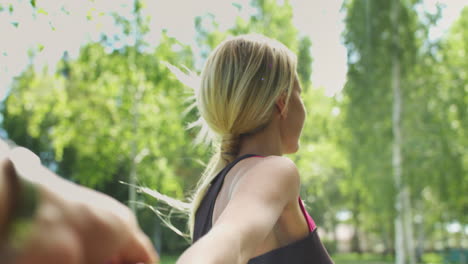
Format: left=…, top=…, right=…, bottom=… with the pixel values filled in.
left=237, top=117, right=283, bottom=157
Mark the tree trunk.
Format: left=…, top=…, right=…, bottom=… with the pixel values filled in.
left=391, top=1, right=405, bottom=263
left=415, top=202, right=425, bottom=263
left=351, top=193, right=362, bottom=254
left=403, top=187, right=416, bottom=264
left=381, top=223, right=392, bottom=257
left=153, top=216, right=163, bottom=254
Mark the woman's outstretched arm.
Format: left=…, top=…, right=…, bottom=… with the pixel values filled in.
left=177, top=156, right=301, bottom=264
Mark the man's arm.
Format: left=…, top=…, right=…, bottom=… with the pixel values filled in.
left=0, top=142, right=159, bottom=264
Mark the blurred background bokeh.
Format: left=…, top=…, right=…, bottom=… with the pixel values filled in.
left=0, top=0, right=466, bottom=263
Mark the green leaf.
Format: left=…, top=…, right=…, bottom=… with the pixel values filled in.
left=37, top=8, right=48, bottom=15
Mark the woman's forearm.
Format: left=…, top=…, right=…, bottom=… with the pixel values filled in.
left=177, top=223, right=246, bottom=264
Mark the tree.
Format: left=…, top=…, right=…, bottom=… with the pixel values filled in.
left=1, top=0, right=208, bottom=253
left=195, top=0, right=312, bottom=86
left=342, top=0, right=467, bottom=261
left=403, top=8, right=467, bottom=252
left=342, top=0, right=432, bottom=261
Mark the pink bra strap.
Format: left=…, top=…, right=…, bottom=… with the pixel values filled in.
left=298, top=197, right=316, bottom=232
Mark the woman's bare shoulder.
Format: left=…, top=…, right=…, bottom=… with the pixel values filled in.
left=230, top=155, right=301, bottom=202
left=261, top=155, right=300, bottom=172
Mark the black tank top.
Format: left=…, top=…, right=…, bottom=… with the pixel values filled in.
left=193, top=154, right=334, bottom=263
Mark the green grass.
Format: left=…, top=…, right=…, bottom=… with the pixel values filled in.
left=332, top=253, right=393, bottom=264
left=160, top=253, right=393, bottom=264
left=160, top=253, right=445, bottom=264
left=160, top=254, right=179, bottom=264
left=422, top=252, right=443, bottom=264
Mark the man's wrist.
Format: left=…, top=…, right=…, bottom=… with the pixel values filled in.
left=0, top=160, right=9, bottom=239
left=0, top=158, right=39, bottom=263
left=0, top=159, right=18, bottom=241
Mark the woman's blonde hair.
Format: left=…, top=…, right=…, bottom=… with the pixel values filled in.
left=145, top=34, right=297, bottom=240
left=187, top=34, right=297, bottom=237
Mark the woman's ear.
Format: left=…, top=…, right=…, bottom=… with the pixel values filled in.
left=275, top=94, right=288, bottom=119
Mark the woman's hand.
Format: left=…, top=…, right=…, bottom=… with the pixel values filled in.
left=1, top=147, right=159, bottom=264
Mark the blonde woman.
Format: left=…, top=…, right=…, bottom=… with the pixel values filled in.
left=175, top=34, right=333, bottom=264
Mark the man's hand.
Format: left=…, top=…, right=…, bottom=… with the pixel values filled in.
left=1, top=147, right=159, bottom=264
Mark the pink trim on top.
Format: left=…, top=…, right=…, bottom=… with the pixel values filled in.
left=298, top=197, right=316, bottom=232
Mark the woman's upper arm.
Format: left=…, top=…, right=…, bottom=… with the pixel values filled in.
left=212, top=156, right=301, bottom=262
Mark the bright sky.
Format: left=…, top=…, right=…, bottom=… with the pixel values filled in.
left=0, top=0, right=466, bottom=99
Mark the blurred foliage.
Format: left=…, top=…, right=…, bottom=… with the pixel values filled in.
left=343, top=0, right=467, bottom=255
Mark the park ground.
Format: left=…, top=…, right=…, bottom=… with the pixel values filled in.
left=160, top=252, right=446, bottom=264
